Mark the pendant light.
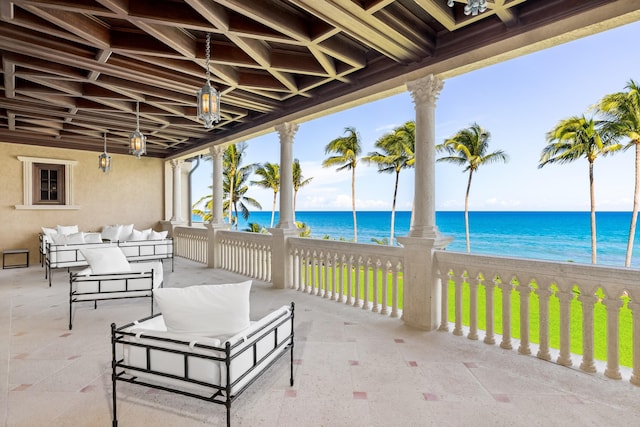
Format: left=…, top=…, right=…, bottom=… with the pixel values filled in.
left=98, top=132, right=111, bottom=173
left=129, top=101, right=146, bottom=158
left=197, top=32, right=221, bottom=129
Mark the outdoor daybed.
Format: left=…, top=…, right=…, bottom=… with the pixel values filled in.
left=42, top=225, right=173, bottom=286
left=68, top=247, right=163, bottom=329
left=110, top=282, right=295, bottom=427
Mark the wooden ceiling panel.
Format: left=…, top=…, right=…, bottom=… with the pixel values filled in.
left=0, top=0, right=634, bottom=157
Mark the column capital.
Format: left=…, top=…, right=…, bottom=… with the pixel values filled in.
left=275, top=122, right=299, bottom=142
left=407, top=74, right=444, bottom=106
left=169, top=158, right=184, bottom=168
left=209, top=144, right=225, bottom=157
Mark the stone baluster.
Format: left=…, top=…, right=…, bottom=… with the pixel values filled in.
left=556, top=286, right=573, bottom=367
left=499, top=278, right=513, bottom=350
left=324, top=251, right=331, bottom=299
left=453, top=272, right=464, bottom=336
left=536, top=285, right=552, bottom=361
left=517, top=278, right=531, bottom=355
left=362, top=258, right=371, bottom=311
left=391, top=263, right=402, bottom=317
left=439, top=269, right=451, bottom=332
left=372, top=259, right=380, bottom=313
left=346, top=255, right=354, bottom=305
left=354, top=257, right=363, bottom=308
left=312, top=250, right=319, bottom=295
left=484, top=277, right=496, bottom=345
left=468, top=273, right=480, bottom=340
left=603, top=295, right=623, bottom=379
left=381, top=260, right=390, bottom=315
left=578, top=290, right=598, bottom=373
left=333, top=253, right=340, bottom=301
left=629, top=300, right=640, bottom=386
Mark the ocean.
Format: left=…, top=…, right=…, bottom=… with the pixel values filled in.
left=192, top=211, right=640, bottom=268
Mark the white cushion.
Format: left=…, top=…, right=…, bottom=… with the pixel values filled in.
left=149, top=230, right=168, bottom=240
left=127, top=228, right=151, bottom=242
left=79, top=247, right=131, bottom=274
left=65, top=232, right=85, bottom=244
left=118, top=224, right=134, bottom=241
left=56, top=224, right=78, bottom=236
left=101, top=225, right=122, bottom=242
left=52, top=233, right=68, bottom=245
left=84, top=232, right=103, bottom=243
left=41, top=227, right=58, bottom=238
left=154, top=281, right=252, bottom=338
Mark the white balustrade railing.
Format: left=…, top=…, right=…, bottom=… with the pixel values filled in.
left=288, top=238, right=403, bottom=317
left=218, top=230, right=272, bottom=282
left=173, top=226, right=208, bottom=264
left=435, top=250, right=640, bottom=385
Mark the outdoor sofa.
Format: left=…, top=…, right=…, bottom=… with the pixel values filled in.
left=110, top=281, right=295, bottom=427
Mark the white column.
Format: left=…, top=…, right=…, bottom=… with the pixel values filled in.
left=170, top=159, right=184, bottom=223
left=397, top=74, right=451, bottom=331
left=275, top=122, right=298, bottom=230
left=209, top=145, right=225, bottom=225
left=406, top=74, right=443, bottom=238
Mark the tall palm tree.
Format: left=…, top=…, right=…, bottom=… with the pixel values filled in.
left=436, top=123, right=508, bottom=253
left=363, top=120, right=415, bottom=245
left=223, top=142, right=257, bottom=225
left=539, top=115, right=619, bottom=264
left=293, top=158, right=313, bottom=214
left=251, top=162, right=280, bottom=228
left=224, top=165, right=262, bottom=229
left=323, top=127, right=362, bottom=242
left=597, top=79, right=640, bottom=267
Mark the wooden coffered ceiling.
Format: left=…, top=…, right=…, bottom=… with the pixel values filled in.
left=0, top=0, right=638, bottom=158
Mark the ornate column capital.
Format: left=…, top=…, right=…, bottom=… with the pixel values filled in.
left=275, top=122, right=299, bottom=143
left=169, top=159, right=184, bottom=169
left=209, top=144, right=225, bottom=157
left=407, top=74, right=444, bottom=107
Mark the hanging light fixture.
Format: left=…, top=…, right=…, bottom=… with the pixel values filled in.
left=197, top=32, right=221, bottom=129
left=98, top=132, right=111, bottom=173
left=129, top=101, right=146, bottom=158
left=447, top=0, right=487, bottom=16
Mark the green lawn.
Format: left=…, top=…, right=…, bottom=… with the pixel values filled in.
left=302, top=264, right=633, bottom=367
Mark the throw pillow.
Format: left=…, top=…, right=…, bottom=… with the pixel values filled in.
left=127, top=228, right=151, bottom=242
left=56, top=224, right=79, bottom=236
left=41, top=227, right=58, bottom=238
left=118, top=224, right=135, bottom=241
left=79, top=247, right=131, bottom=274
left=148, top=230, right=168, bottom=240
left=65, top=232, right=85, bottom=244
left=101, top=224, right=122, bottom=242
left=84, top=232, right=103, bottom=243
left=154, top=281, right=252, bottom=338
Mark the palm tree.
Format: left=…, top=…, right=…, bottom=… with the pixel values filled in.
left=436, top=123, right=508, bottom=253
left=363, top=120, right=415, bottom=245
left=295, top=221, right=311, bottom=237
left=539, top=115, right=620, bottom=264
left=597, top=80, right=640, bottom=267
left=323, top=126, right=362, bottom=242
left=223, top=142, right=257, bottom=225
left=224, top=165, right=262, bottom=229
left=293, top=158, right=313, bottom=214
left=251, top=162, right=280, bottom=228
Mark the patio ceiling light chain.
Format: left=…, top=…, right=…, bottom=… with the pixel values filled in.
left=129, top=101, right=146, bottom=158
left=98, top=131, right=111, bottom=173
left=197, top=32, right=221, bottom=129
left=447, top=0, right=487, bottom=16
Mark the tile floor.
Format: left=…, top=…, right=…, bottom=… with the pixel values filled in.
left=1, top=257, right=640, bottom=426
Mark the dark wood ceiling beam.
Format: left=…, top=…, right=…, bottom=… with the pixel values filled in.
left=87, top=49, right=112, bottom=81
left=3, top=59, right=15, bottom=98
left=12, top=0, right=116, bottom=16
left=21, top=76, right=83, bottom=96
left=216, top=0, right=311, bottom=42
left=8, top=112, right=16, bottom=130
left=132, top=20, right=197, bottom=59
left=20, top=4, right=111, bottom=48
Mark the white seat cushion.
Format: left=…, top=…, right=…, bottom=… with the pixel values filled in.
left=154, top=281, right=252, bottom=338
left=79, top=246, right=131, bottom=274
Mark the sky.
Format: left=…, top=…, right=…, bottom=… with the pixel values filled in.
left=192, top=20, right=640, bottom=213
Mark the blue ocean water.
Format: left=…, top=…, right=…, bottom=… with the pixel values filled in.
left=192, top=211, right=640, bottom=267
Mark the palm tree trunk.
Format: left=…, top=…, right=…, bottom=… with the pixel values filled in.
left=270, top=191, right=277, bottom=228
left=464, top=170, right=473, bottom=253
left=228, top=174, right=235, bottom=225
left=589, top=161, right=597, bottom=264
left=390, top=170, right=400, bottom=245
left=293, top=189, right=298, bottom=215
left=233, top=201, right=239, bottom=230
left=351, top=167, right=357, bottom=242
left=625, top=142, right=640, bottom=267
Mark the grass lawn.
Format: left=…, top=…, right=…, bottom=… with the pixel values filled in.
left=304, top=264, right=633, bottom=367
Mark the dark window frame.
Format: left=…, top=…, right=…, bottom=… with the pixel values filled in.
left=33, top=163, right=65, bottom=205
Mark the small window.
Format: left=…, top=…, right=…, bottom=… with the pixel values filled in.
left=16, top=156, right=79, bottom=210
left=33, top=163, right=65, bottom=205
